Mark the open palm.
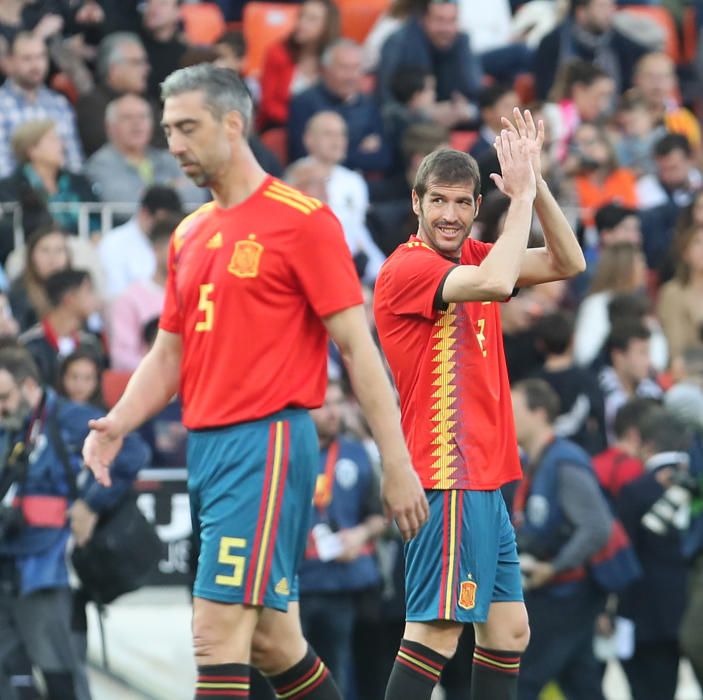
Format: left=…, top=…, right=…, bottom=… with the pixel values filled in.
left=501, top=108, right=545, bottom=184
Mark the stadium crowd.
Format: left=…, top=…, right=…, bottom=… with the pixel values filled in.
left=0, top=0, right=702, bottom=698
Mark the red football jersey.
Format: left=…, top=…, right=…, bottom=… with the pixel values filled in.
left=160, top=176, right=363, bottom=429
left=374, top=235, right=522, bottom=490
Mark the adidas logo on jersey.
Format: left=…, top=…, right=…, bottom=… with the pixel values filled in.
left=206, top=232, right=223, bottom=249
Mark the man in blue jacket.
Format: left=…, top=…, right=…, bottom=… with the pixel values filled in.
left=0, top=346, right=148, bottom=700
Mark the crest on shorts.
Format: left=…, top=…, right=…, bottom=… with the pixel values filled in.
left=458, top=578, right=477, bottom=610
left=228, top=234, right=263, bottom=278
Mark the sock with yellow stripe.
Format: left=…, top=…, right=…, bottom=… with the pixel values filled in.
left=195, top=663, right=250, bottom=698
left=384, top=639, right=448, bottom=700
left=270, top=646, right=340, bottom=699
left=470, top=646, right=521, bottom=700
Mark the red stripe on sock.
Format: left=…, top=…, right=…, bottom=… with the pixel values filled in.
left=396, top=655, right=441, bottom=682
left=474, top=648, right=521, bottom=664
left=399, top=646, right=444, bottom=671
left=197, top=676, right=249, bottom=682
left=196, top=690, right=249, bottom=697
left=284, top=667, right=329, bottom=698
left=472, top=658, right=520, bottom=675
left=275, top=657, right=321, bottom=694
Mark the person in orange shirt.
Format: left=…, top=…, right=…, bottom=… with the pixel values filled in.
left=565, top=123, right=639, bottom=229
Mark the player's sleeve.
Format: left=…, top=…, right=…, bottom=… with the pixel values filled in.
left=377, top=246, right=457, bottom=319
left=158, top=237, right=183, bottom=334
left=290, top=207, right=364, bottom=317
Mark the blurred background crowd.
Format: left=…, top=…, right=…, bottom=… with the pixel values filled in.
left=1, top=0, right=703, bottom=698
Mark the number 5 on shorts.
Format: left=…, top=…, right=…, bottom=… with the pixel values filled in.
left=215, top=536, right=247, bottom=586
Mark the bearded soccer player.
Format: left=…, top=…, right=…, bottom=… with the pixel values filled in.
left=374, top=110, right=586, bottom=700
left=82, top=65, right=428, bottom=700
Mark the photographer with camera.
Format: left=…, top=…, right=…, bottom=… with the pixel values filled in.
left=0, top=346, right=148, bottom=700
left=615, top=407, right=693, bottom=700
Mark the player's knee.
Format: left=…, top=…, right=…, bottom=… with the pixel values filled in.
left=251, top=627, right=303, bottom=675
left=498, top=610, right=530, bottom=652
left=192, top=603, right=254, bottom=664
left=406, top=621, right=463, bottom=659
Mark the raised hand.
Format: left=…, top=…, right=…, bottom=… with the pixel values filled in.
left=501, top=108, right=545, bottom=185
left=490, top=129, right=537, bottom=202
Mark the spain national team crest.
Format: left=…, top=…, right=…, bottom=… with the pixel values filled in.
left=458, top=578, right=477, bottom=610
left=228, top=234, right=264, bottom=278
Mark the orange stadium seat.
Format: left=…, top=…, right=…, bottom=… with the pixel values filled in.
left=260, top=127, right=288, bottom=165
left=619, top=5, right=681, bottom=62
left=181, top=3, right=226, bottom=45
left=242, top=3, right=300, bottom=77
left=51, top=72, right=79, bottom=104
left=102, top=370, right=132, bottom=409
left=450, top=130, right=478, bottom=153
left=338, top=0, right=391, bottom=43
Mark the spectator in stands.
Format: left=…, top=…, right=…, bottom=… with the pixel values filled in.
left=542, top=60, right=615, bottom=164
left=0, top=32, right=83, bottom=176
left=140, top=0, right=187, bottom=101
left=84, top=93, right=205, bottom=207
left=288, top=39, right=390, bottom=173
left=258, top=0, right=339, bottom=132
left=299, top=380, right=384, bottom=696
left=381, top=68, right=436, bottom=172
left=564, top=122, right=638, bottom=229
left=366, top=122, right=449, bottom=256
left=0, top=292, right=18, bottom=340
left=614, top=89, right=665, bottom=177
left=0, top=119, right=99, bottom=238
left=213, top=30, right=245, bottom=74
left=638, top=134, right=702, bottom=270
left=57, top=347, right=104, bottom=407
left=657, top=226, right=703, bottom=365
left=573, top=243, right=647, bottom=368
left=107, top=216, right=173, bottom=370
left=592, top=397, right=653, bottom=499
left=98, top=184, right=182, bottom=299
left=595, top=203, right=642, bottom=248
left=297, top=111, right=386, bottom=282
left=531, top=311, right=607, bottom=455
left=511, top=378, right=612, bottom=700
left=75, top=32, right=157, bottom=157
left=534, top=0, right=647, bottom=100
left=376, top=0, right=482, bottom=128
left=284, top=157, right=329, bottom=202
left=617, top=409, right=691, bottom=700
left=632, top=51, right=701, bottom=152
left=599, top=321, right=663, bottom=444
left=19, top=268, right=103, bottom=385
left=8, top=224, right=69, bottom=332
left=470, top=83, right=519, bottom=160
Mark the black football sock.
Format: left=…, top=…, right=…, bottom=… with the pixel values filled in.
left=269, top=646, right=340, bottom=699
left=384, top=639, right=448, bottom=700
left=195, top=662, right=250, bottom=698
left=470, top=646, right=521, bottom=700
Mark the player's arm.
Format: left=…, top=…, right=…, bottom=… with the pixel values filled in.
left=505, top=108, right=586, bottom=287
left=83, top=329, right=182, bottom=486
left=442, top=129, right=536, bottom=303
left=323, top=306, right=429, bottom=541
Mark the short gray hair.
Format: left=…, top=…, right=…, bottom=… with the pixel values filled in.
left=321, top=38, right=360, bottom=68
left=105, top=94, right=151, bottom=125
left=96, top=32, right=144, bottom=83
left=161, top=64, right=253, bottom=131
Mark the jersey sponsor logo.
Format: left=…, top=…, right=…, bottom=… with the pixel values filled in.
left=458, top=578, right=477, bottom=610
left=262, top=180, right=323, bottom=215
left=274, top=577, right=290, bottom=595
left=228, top=234, right=264, bottom=278
left=206, top=231, right=223, bottom=249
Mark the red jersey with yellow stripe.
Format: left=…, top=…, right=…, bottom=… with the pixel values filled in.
left=160, top=176, right=363, bottom=429
left=374, top=235, right=521, bottom=490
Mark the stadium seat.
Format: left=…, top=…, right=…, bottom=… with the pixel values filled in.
left=242, top=3, right=300, bottom=77
left=181, top=3, right=226, bottom=45
left=682, top=6, right=698, bottom=64
left=450, top=130, right=478, bottom=153
left=102, top=370, right=132, bottom=409
left=50, top=72, right=79, bottom=105
left=618, top=5, right=681, bottom=62
left=337, top=0, right=390, bottom=43
left=260, top=127, right=288, bottom=166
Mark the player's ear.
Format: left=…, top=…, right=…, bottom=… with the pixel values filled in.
left=474, top=194, right=482, bottom=216
left=411, top=190, right=421, bottom=217
left=224, top=109, right=246, bottom=140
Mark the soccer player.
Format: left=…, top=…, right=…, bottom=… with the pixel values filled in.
left=374, top=110, right=586, bottom=700
left=82, top=64, right=428, bottom=700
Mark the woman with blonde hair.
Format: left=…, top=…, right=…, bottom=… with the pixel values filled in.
left=573, top=242, right=667, bottom=370
left=657, top=225, right=703, bottom=363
